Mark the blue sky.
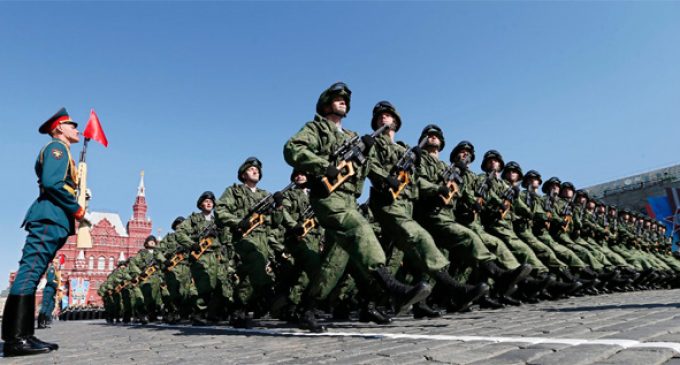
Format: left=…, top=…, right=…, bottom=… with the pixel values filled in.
left=1, top=2, right=679, bottom=284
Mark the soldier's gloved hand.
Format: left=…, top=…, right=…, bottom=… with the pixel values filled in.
left=273, top=191, right=284, bottom=206
left=291, top=224, right=306, bottom=238
left=472, top=201, right=483, bottom=212
left=412, top=146, right=423, bottom=167
left=361, top=134, right=376, bottom=152
left=324, top=164, right=340, bottom=180
left=163, top=260, right=172, bottom=269
left=237, top=218, right=251, bottom=233
left=437, top=185, right=451, bottom=196
left=191, top=243, right=201, bottom=252
left=385, top=175, right=402, bottom=190
left=164, top=252, right=173, bottom=260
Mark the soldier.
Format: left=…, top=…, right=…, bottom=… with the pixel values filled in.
left=275, top=170, right=322, bottom=321
left=3, top=108, right=86, bottom=357
left=215, top=158, right=280, bottom=328
left=536, top=177, right=598, bottom=286
left=37, top=259, right=60, bottom=329
left=155, top=217, right=195, bottom=322
left=478, top=153, right=553, bottom=304
left=366, top=107, right=489, bottom=315
left=136, top=235, right=164, bottom=322
left=283, top=82, right=430, bottom=332
left=552, top=184, right=619, bottom=294
left=414, top=126, right=529, bottom=313
left=179, top=191, right=232, bottom=325
left=514, top=170, right=583, bottom=298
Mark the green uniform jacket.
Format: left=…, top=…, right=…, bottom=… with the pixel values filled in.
left=368, top=134, right=424, bottom=203
left=175, top=212, right=217, bottom=249
left=414, top=153, right=455, bottom=218
left=216, top=183, right=279, bottom=239
left=23, top=138, right=81, bottom=234
left=283, top=114, right=369, bottom=197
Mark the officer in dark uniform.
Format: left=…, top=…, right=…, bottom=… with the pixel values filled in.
left=2, top=108, right=85, bottom=357
left=37, top=259, right=59, bottom=329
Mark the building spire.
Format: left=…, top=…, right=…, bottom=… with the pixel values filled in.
left=137, top=170, right=145, bottom=197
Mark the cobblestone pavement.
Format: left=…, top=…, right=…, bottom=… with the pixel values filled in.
left=2, top=289, right=680, bottom=364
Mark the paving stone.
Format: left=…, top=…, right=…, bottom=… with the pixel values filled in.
left=3, top=289, right=680, bottom=364
left=527, top=344, right=622, bottom=365
left=467, top=348, right=554, bottom=365
left=590, top=348, right=677, bottom=365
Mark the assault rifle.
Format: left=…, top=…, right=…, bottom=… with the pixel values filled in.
left=543, top=190, right=557, bottom=230
left=322, top=124, right=389, bottom=193
left=138, top=258, right=160, bottom=283
left=526, top=185, right=537, bottom=208
left=388, top=137, right=428, bottom=200
left=165, top=248, right=189, bottom=271
left=190, top=222, right=219, bottom=260
left=239, top=182, right=295, bottom=237
left=500, top=184, right=520, bottom=220
left=560, top=197, right=574, bottom=232
left=476, top=171, right=496, bottom=206
left=440, top=159, right=467, bottom=205
left=297, top=206, right=317, bottom=239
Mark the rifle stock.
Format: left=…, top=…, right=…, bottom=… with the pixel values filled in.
left=76, top=160, right=92, bottom=248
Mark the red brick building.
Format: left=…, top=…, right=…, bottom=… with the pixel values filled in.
left=10, top=172, right=153, bottom=307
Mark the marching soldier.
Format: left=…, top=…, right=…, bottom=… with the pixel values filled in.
left=366, top=106, right=488, bottom=314
left=274, top=170, right=322, bottom=321
left=179, top=191, right=232, bottom=325
left=415, top=127, right=530, bottom=311
left=157, top=216, right=198, bottom=323
left=215, top=158, right=280, bottom=328
left=283, top=82, right=431, bottom=332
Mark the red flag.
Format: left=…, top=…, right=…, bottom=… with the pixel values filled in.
left=83, top=108, right=109, bottom=147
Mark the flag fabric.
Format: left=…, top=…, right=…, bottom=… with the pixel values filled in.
left=83, top=108, right=109, bottom=147
left=646, top=193, right=680, bottom=246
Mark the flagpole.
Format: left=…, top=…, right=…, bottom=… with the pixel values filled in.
left=79, top=138, right=90, bottom=163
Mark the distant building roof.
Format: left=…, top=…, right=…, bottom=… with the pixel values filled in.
left=89, top=212, right=128, bottom=237
left=586, top=164, right=680, bottom=198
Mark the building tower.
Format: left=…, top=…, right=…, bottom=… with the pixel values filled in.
left=126, top=171, right=152, bottom=251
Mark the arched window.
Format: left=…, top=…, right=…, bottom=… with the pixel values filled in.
left=88, top=256, right=94, bottom=270
left=108, top=257, right=115, bottom=270
left=97, top=257, right=105, bottom=271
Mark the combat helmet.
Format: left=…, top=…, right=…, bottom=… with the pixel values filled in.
left=238, top=156, right=263, bottom=183
left=171, top=216, right=185, bottom=231
left=316, top=82, right=351, bottom=117
left=419, top=124, right=445, bottom=151
left=144, top=235, right=157, bottom=249
left=502, top=161, right=523, bottom=180
left=196, top=191, right=216, bottom=209
left=541, top=176, right=562, bottom=194
left=450, top=140, right=476, bottom=164
left=481, top=150, right=505, bottom=172
left=371, top=101, right=402, bottom=132
left=521, top=169, right=542, bottom=188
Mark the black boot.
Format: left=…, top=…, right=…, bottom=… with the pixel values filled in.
left=433, top=270, right=489, bottom=313
left=359, top=301, right=392, bottom=324
left=2, top=294, right=56, bottom=357
left=36, top=313, right=47, bottom=329
left=372, top=266, right=431, bottom=315
left=412, top=301, right=441, bottom=319
left=297, top=304, right=326, bottom=333
left=482, top=262, right=532, bottom=297
left=517, top=273, right=553, bottom=303
left=478, top=295, right=504, bottom=309
left=229, top=309, right=254, bottom=329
